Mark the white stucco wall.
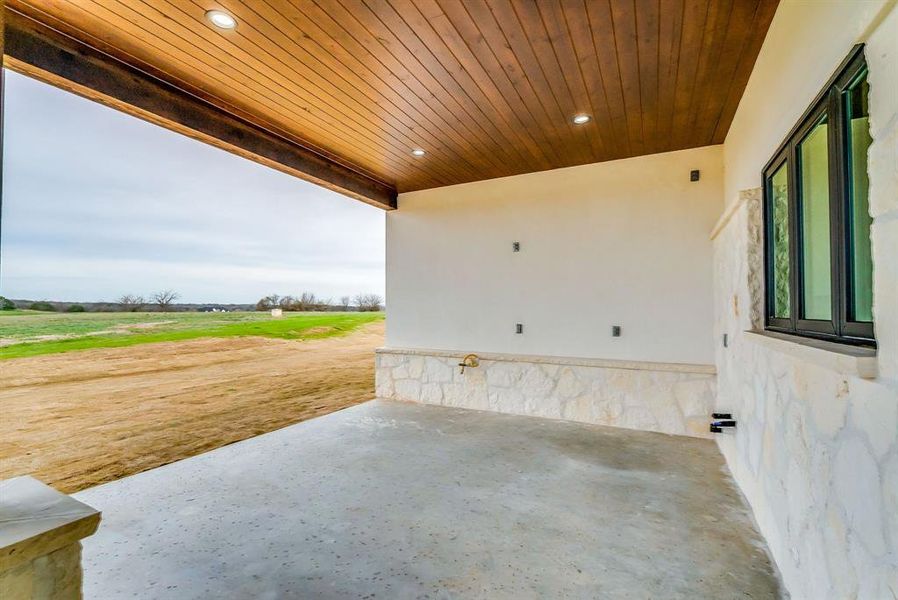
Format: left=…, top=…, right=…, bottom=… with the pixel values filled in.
left=386, top=146, right=722, bottom=366
left=716, top=2, right=898, bottom=598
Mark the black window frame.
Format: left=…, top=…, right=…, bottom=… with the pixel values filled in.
left=762, top=44, right=875, bottom=347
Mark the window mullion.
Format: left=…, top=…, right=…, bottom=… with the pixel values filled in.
left=828, top=88, right=847, bottom=338
left=788, top=142, right=800, bottom=333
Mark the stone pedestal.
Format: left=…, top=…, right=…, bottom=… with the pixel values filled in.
left=0, top=477, right=100, bottom=599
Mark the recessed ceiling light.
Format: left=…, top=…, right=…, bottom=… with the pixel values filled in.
left=411, top=148, right=426, bottom=157
left=572, top=114, right=591, bottom=125
left=206, top=10, right=237, bottom=30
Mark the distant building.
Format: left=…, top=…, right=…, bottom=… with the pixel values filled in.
left=198, top=306, right=228, bottom=313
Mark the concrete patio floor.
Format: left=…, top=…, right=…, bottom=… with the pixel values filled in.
left=75, top=400, right=782, bottom=599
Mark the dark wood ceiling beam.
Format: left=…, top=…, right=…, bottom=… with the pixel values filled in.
left=2, top=8, right=397, bottom=209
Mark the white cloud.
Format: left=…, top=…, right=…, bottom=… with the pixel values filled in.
left=0, top=70, right=385, bottom=303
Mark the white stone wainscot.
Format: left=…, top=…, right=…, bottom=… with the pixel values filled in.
left=376, top=348, right=717, bottom=439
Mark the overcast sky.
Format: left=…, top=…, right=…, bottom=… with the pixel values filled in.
left=0, top=70, right=385, bottom=304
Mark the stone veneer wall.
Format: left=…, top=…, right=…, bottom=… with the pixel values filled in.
left=714, top=188, right=897, bottom=599
left=376, top=349, right=716, bottom=438
left=711, top=20, right=898, bottom=591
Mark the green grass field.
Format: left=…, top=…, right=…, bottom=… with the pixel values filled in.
left=0, top=310, right=384, bottom=360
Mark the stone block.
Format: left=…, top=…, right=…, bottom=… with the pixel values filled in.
left=806, top=372, right=848, bottom=438
left=406, top=357, right=425, bottom=379
left=554, top=367, right=584, bottom=399
left=595, top=398, right=624, bottom=425
left=441, top=383, right=466, bottom=407
left=833, top=437, right=887, bottom=557
left=392, top=362, right=410, bottom=379
left=423, top=357, right=451, bottom=383
left=32, top=544, right=82, bottom=600
left=489, top=388, right=525, bottom=414
left=673, top=377, right=715, bottom=418
left=0, top=562, right=33, bottom=600
left=871, top=218, right=898, bottom=379
left=881, top=452, right=898, bottom=559
left=823, top=502, right=857, bottom=599
left=420, top=383, right=443, bottom=404
left=867, top=122, right=898, bottom=218
left=618, top=406, right=658, bottom=431
left=520, top=366, right=555, bottom=399
left=375, top=353, right=401, bottom=368
left=561, top=395, right=594, bottom=422
left=393, top=379, right=421, bottom=402
left=849, top=379, right=898, bottom=459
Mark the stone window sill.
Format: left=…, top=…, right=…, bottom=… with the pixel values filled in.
left=744, top=330, right=878, bottom=379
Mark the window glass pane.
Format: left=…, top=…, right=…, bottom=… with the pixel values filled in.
left=798, top=115, right=832, bottom=320
left=846, top=72, right=873, bottom=322
left=770, top=163, right=790, bottom=318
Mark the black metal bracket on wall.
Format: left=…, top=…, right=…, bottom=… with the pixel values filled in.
left=710, top=413, right=736, bottom=433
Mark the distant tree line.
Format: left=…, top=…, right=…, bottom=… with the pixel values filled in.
left=117, top=290, right=179, bottom=312
left=354, top=294, right=384, bottom=312
left=0, top=290, right=185, bottom=313
left=0, top=296, right=86, bottom=312
left=117, top=294, right=145, bottom=312
left=256, top=292, right=383, bottom=312
left=1, top=289, right=383, bottom=313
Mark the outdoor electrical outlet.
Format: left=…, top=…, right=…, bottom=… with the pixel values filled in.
left=512, top=241, right=520, bottom=252
left=690, top=169, right=700, bottom=181
left=612, top=325, right=621, bottom=337
left=516, top=323, right=524, bottom=334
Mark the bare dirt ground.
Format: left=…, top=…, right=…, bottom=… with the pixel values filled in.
left=0, top=321, right=384, bottom=493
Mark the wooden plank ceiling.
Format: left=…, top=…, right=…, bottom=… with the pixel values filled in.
left=6, top=0, right=778, bottom=198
